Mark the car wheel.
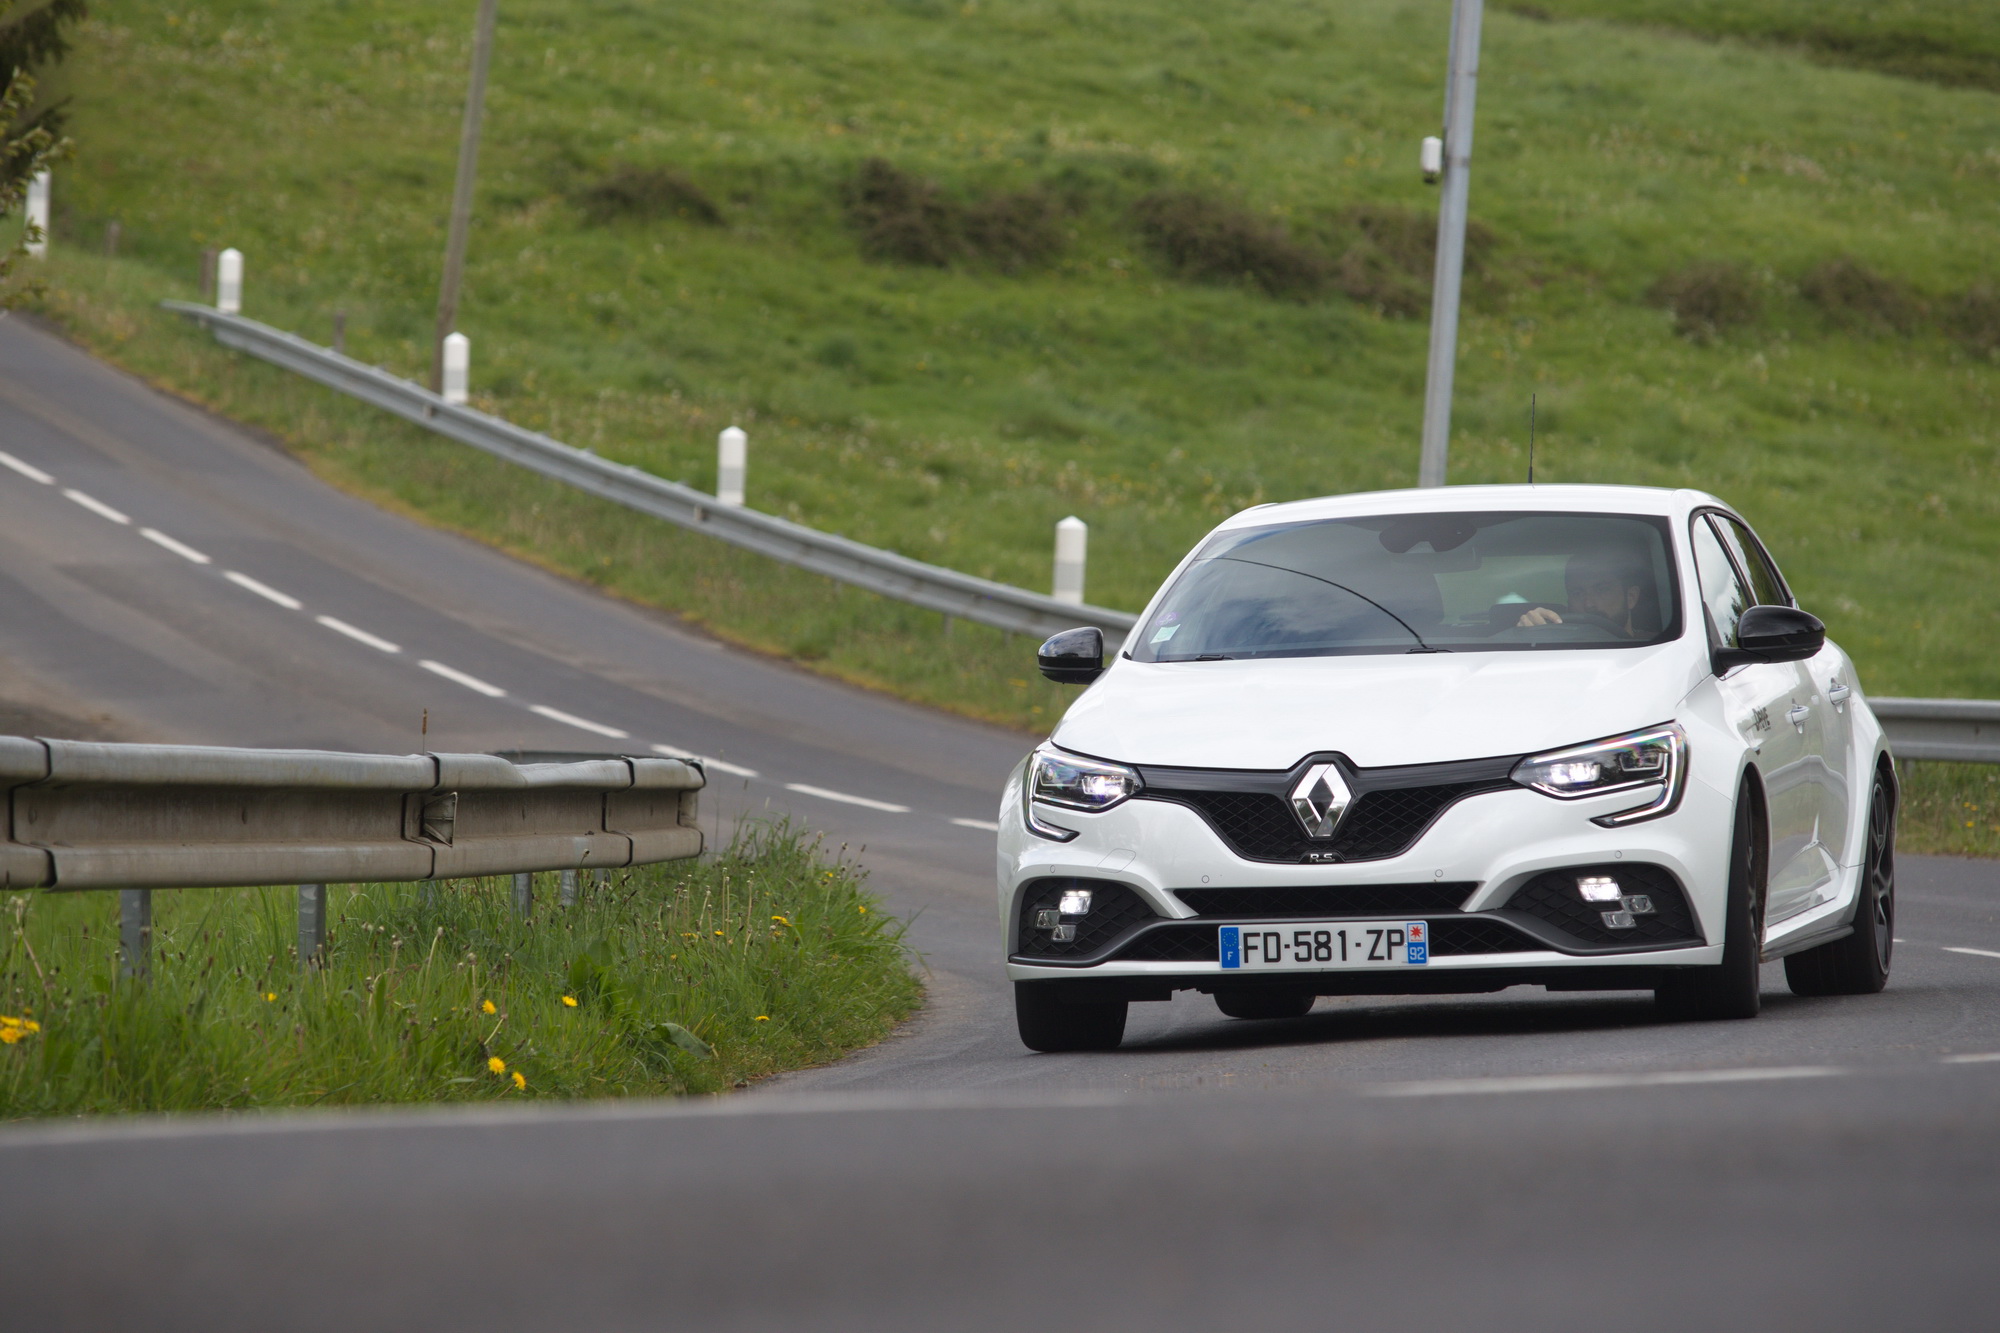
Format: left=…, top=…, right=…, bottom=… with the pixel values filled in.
left=1656, top=780, right=1764, bottom=1022
left=1784, top=770, right=1895, bottom=997
left=1014, top=982, right=1128, bottom=1052
left=1214, top=988, right=1315, bottom=1020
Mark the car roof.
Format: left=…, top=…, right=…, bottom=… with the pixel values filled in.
left=1214, top=483, right=1723, bottom=531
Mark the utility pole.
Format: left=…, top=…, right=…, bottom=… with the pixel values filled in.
left=1417, top=0, right=1484, bottom=488
left=432, top=0, right=499, bottom=393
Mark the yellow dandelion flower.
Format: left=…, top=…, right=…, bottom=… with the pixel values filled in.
left=488, top=1056, right=506, bottom=1074
left=754, top=1015, right=770, bottom=1022
left=771, top=915, right=791, bottom=926
left=263, top=992, right=277, bottom=1002
left=561, top=995, right=578, bottom=1008
left=481, top=1000, right=497, bottom=1014
left=21, top=1019, right=38, bottom=1033
left=0, top=1015, right=21, bottom=1027
left=714, top=930, right=724, bottom=937
left=511, top=1070, right=526, bottom=1091
left=858, top=905, right=867, bottom=914
left=0, top=1029, right=19, bottom=1045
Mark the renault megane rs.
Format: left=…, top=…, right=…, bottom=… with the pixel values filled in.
left=999, top=485, right=1895, bottom=1051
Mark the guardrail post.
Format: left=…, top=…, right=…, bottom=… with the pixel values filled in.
left=559, top=868, right=579, bottom=907
left=25, top=169, right=49, bottom=258
left=298, top=883, right=327, bottom=965
left=333, top=310, right=348, bottom=355
left=105, top=220, right=121, bottom=258
left=512, top=871, right=532, bottom=915
left=200, top=247, right=217, bottom=301
left=217, top=248, right=243, bottom=314
left=442, top=332, right=470, bottom=405
left=1053, top=516, right=1087, bottom=606
left=717, top=426, right=747, bottom=507
left=119, top=888, right=152, bottom=981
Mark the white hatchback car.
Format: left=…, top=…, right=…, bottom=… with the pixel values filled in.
left=999, top=484, right=1896, bottom=1052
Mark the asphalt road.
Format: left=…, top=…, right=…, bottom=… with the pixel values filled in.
left=6, top=316, right=2000, bottom=1330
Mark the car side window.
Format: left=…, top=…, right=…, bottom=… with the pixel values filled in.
left=1712, top=516, right=1789, bottom=608
left=1690, top=516, right=1751, bottom=647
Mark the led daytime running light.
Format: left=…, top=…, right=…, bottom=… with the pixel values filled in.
left=1511, top=724, right=1688, bottom=827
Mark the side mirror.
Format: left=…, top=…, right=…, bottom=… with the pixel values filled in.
left=1714, top=604, right=1825, bottom=671
left=1038, top=626, right=1106, bottom=685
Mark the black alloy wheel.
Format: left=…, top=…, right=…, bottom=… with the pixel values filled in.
left=1784, top=770, right=1895, bottom=996
left=1015, top=982, right=1128, bottom=1052
left=1214, top=988, right=1316, bottom=1021
left=1656, top=780, right=1765, bottom=1022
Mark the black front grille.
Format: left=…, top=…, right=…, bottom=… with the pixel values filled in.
left=1013, top=878, right=1157, bottom=960
left=1430, top=918, right=1538, bottom=955
left=1155, top=783, right=1507, bottom=864
left=1502, top=864, right=1702, bottom=949
left=1175, top=882, right=1475, bottom=918
left=1117, top=925, right=1220, bottom=963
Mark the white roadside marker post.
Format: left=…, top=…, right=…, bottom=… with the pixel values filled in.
left=120, top=888, right=152, bottom=981
left=717, top=426, right=747, bottom=506
left=559, top=867, right=578, bottom=907
left=298, top=883, right=328, bottom=965
left=25, top=170, right=50, bottom=258
left=217, top=247, right=244, bottom=314
left=512, top=871, right=532, bottom=916
left=1053, top=515, right=1087, bottom=606
left=441, top=331, right=470, bottom=405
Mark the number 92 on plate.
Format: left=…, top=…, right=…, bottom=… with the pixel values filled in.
left=1219, top=921, right=1428, bottom=970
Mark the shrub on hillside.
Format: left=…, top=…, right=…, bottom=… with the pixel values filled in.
left=1133, top=190, right=1328, bottom=299
left=578, top=165, right=723, bottom=226
left=844, top=159, right=1064, bottom=271
left=1950, top=285, right=2000, bottom=360
left=1323, top=203, right=1498, bottom=317
left=1800, top=256, right=1923, bottom=333
left=1648, top=260, right=1761, bottom=340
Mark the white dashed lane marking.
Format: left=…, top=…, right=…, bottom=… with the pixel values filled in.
left=1944, top=947, right=2000, bottom=961
left=63, top=488, right=130, bottom=524
left=0, top=450, right=54, bottom=484
left=1365, top=1066, right=1844, bottom=1098
left=651, top=745, right=758, bottom=779
left=1944, top=1053, right=2000, bottom=1065
left=952, top=818, right=1001, bottom=831
left=418, top=659, right=507, bottom=698
left=315, top=615, right=401, bottom=654
left=530, top=704, right=629, bottom=739
left=224, top=571, right=303, bottom=609
left=785, top=783, right=911, bottom=814
left=139, top=528, right=212, bottom=564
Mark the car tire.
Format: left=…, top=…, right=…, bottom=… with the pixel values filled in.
left=1656, top=780, right=1764, bottom=1022
left=1784, top=769, right=1895, bottom=997
left=1014, top=982, right=1128, bottom=1052
left=1214, top=988, right=1315, bottom=1020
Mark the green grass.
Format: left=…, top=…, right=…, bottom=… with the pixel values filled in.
left=0, top=822, right=920, bottom=1117
left=1894, top=762, right=2000, bottom=859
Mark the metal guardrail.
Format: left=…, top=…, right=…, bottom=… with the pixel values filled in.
left=164, top=302, right=1139, bottom=648
left=1872, top=698, right=2000, bottom=765
left=0, top=735, right=704, bottom=977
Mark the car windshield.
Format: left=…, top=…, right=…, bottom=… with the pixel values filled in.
left=1132, top=510, right=1682, bottom=662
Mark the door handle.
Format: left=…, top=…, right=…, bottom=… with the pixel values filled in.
left=1828, top=683, right=1852, bottom=705
left=1787, top=705, right=1811, bottom=727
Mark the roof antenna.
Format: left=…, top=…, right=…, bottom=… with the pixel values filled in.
left=1527, top=393, right=1537, bottom=485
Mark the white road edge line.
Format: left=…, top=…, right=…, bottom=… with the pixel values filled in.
left=139, top=528, right=213, bottom=565
left=1943, top=946, right=2000, bottom=961
left=784, top=783, right=910, bottom=813
left=1363, top=1066, right=1845, bottom=1098
left=530, top=704, right=629, bottom=739
left=951, top=817, right=1001, bottom=832
left=1942, top=1053, right=2000, bottom=1065
left=417, top=659, right=506, bottom=698
left=223, top=570, right=303, bottom=610
left=650, top=745, right=757, bottom=778
left=62, top=488, right=130, bottom=524
left=0, top=450, right=54, bottom=484
left=314, top=615, right=401, bottom=654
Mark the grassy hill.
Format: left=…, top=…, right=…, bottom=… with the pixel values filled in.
left=23, top=0, right=2000, bottom=730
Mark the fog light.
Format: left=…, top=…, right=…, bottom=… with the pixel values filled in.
left=1050, top=923, right=1077, bottom=942
left=1622, top=895, right=1655, bottom=916
left=1034, top=908, right=1061, bottom=930
left=1059, top=888, right=1093, bottom=917
left=1577, top=875, right=1622, bottom=903
left=1600, top=909, right=1636, bottom=930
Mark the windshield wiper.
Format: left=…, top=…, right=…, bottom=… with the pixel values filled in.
left=1212, top=557, right=1448, bottom=653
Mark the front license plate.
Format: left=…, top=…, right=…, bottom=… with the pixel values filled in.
left=1218, top=921, right=1429, bottom=970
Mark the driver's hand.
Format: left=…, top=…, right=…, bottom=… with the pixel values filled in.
left=1516, top=606, right=1564, bottom=628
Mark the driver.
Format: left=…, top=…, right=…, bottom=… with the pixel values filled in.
left=1516, top=554, right=1646, bottom=636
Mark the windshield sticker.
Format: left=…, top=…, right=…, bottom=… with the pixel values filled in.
left=1150, top=624, right=1181, bottom=644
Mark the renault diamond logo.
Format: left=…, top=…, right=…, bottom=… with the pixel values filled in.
left=1289, top=762, right=1351, bottom=839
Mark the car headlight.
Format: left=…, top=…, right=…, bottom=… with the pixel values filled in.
left=1511, top=724, right=1687, bottom=827
left=1024, top=747, right=1142, bottom=842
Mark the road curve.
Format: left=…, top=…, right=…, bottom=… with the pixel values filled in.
left=5, top=317, right=2000, bottom=1329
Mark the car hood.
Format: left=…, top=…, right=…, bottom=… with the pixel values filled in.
left=1052, top=645, right=1706, bottom=770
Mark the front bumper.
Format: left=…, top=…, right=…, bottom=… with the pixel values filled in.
left=997, top=763, right=1734, bottom=991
